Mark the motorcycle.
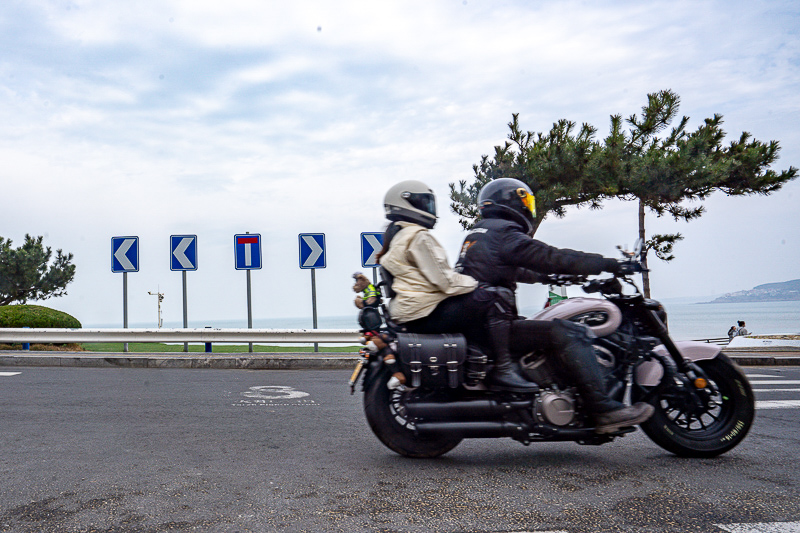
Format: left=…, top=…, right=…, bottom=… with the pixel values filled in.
left=349, top=241, right=755, bottom=458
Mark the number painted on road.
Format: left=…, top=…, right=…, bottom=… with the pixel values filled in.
left=241, top=386, right=310, bottom=400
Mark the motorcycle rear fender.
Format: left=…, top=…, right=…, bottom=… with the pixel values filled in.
left=635, top=341, right=722, bottom=386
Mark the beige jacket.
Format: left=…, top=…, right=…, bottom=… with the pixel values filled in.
left=380, top=222, right=477, bottom=323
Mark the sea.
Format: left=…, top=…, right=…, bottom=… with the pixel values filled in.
left=99, top=299, right=800, bottom=343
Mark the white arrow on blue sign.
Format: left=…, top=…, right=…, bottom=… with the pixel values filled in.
left=234, top=234, right=262, bottom=270
left=360, top=232, right=384, bottom=268
left=170, top=235, right=198, bottom=271
left=111, top=236, right=139, bottom=273
left=299, top=233, right=326, bottom=269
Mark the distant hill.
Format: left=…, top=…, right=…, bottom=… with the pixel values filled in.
left=704, top=279, right=800, bottom=303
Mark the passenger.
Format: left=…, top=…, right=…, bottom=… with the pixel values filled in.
left=376, top=179, right=538, bottom=393
left=454, top=178, right=654, bottom=433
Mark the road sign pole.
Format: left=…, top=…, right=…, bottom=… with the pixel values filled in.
left=123, top=272, right=129, bottom=353
left=372, top=267, right=377, bottom=286
left=246, top=269, right=253, bottom=353
left=311, top=269, right=318, bottom=353
left=182, top=270, right=188, bottom=353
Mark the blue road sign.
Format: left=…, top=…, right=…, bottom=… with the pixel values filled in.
left=299, top=233, right=326, bottom=269
left=234, top=234, right=262, bottom=270
left=111, top=236, right=139, bottom=273
left=170, top=235, right=198, bottom=271
left=360, top=232, right=384, bottom=268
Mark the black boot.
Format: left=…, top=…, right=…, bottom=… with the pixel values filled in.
left=485, top=317, right=539, bottom=394
left=551, top=320, right=654, bottom=433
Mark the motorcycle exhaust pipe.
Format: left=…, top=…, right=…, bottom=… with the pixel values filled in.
left=416, top=421, right=615, bottom=441
left=404, top=399, right=532, bottom=421
left=415, top=421, right=524, bottom=438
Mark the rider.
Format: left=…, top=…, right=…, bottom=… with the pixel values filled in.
left=377, top=180, right=539, bottom=393
left=454, top=177, right=655, bottom=434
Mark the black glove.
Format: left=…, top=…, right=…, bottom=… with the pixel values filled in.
left=615, top=259, right=644, bottom=275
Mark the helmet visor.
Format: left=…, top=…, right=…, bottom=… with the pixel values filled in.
left=516, top=188, right=536, bottom=219
left=403, top=192, right=436, bottom=217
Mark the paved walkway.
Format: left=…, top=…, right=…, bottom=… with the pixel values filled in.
left=1, top=347, right=798, bottom=369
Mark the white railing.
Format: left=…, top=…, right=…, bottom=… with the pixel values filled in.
left=0, top=328, right=362, bottom=344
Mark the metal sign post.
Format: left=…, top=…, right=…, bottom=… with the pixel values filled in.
left=112, top=236, right=139, bottom=353
left=299, top=233, right=326, bottom=352
left=170, top=235, right=198, bottom=352
left=123, top=272, right=128, bottom=352
left=234, top=233, right=262, bottom=353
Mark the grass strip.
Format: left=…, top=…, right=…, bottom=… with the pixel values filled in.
left=80, top=343, right=360, bottom=353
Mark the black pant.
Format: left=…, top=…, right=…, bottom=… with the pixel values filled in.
left=400, top=288, right=497, bottom=344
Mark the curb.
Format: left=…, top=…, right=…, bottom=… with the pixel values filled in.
left=1, top=351, right=798, bottom=369
left=0, top=352, right=359, bottom=370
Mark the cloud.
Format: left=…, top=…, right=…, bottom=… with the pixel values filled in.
left=1, top=0, right=798, bottom=327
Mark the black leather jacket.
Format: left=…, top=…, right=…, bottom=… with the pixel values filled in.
left=454, top=218, right=618, bottom=291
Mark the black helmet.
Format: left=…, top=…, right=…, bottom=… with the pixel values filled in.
left=478, top=178, right=536, bottom=234
left=383, top=180, right=437, bottom=229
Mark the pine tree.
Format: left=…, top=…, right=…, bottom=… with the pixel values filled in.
left=0, top=235, right=76, bottom=306
left=449, top=90, right=798, bottom=297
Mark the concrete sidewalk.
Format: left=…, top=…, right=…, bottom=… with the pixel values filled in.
left=1, top=347, right=799, bottom=369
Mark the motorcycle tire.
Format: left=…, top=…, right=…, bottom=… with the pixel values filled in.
left=363, top=369, right=462, bottom=458
left=632, top=353, right=755, bottom=458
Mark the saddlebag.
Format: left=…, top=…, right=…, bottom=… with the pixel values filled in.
left=395, top=333, right=467, bottom=389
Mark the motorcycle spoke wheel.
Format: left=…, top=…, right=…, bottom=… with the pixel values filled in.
left=363, top=369, right=462, bottom=458
left=633, top=354, right=755, bottom=458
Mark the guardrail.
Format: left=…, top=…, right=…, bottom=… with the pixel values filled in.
left=691, top=337, right=730, bottom=346
left=0, top=328, right=362, bottom=344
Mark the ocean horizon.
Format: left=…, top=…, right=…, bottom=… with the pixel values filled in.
left=86, top=299, right=800, bottom=343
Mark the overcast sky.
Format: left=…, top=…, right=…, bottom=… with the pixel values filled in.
left=3, top=0, right=799, bottom=328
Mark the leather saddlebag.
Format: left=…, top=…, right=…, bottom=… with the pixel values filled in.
left=395, top=333, right=467, bottom=388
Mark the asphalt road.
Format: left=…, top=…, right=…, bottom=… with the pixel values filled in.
left=1, top=366, right=799, bottom=533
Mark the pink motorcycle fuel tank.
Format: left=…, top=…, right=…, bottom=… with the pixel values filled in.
left=530, top=297, right=623, bottom=338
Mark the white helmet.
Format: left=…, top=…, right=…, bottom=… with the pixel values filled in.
left=383, top=180, right=437, bottom=229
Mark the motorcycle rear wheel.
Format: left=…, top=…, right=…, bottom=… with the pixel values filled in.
left=363, top=370, right=462, bottom=458
left=632, top=354, right=755, bottom=458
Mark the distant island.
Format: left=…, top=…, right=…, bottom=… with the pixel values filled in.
left=703, top=279, right=800, bottom=303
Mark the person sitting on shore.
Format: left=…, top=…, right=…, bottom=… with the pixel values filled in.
left=736, top=320, right=750, bottom=336
left=728, top=325, right=738, bottom=341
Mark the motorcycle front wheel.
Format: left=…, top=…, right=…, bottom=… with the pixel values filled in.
left=363, top=369, right=462, bottom=458
left=632, top=353, right=755, bottom=458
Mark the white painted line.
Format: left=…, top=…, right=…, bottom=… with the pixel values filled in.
left=749, top=380, right=800, bottom=385
left=716, top=521, right=800, bottom=532
left=0, top=372, right=21, bottom=377
left=753, top=388, right=800, bottom=392
left=746, top=374, right=783, bottom=378
left=756, top=400, right=800, bottom=410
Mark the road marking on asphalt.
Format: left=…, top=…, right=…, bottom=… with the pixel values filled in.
left=0, top=372, right=21, bottom=377
left=242, top=386, right=310, bottom=399
left=749, top=380, right=800, bottom=385
left=716, top=521, right=800, bottom=532
left=234, top=385, right=317, bottom=407
left=753, top=388, right=800, bottom=392
left=745, top=374, right=782, bottom=378
left=756, top=400, right=800, bottom=410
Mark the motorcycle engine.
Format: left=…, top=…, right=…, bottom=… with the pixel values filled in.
left=534, top=389, right=576, bottom=426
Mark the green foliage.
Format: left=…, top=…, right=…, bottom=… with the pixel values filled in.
left=0, top=234, right=76, bottom=306
left=449, top=90, right=798, bottom=295
left=450, top=90, right=797, bottom=233
left=0, top=304, right=82, bottom=328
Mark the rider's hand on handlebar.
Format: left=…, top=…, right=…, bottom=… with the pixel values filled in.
left=615, top=259, right=645, bottom=276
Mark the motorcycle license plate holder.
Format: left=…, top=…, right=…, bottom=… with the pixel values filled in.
left=395, top=333, right=467, bottom=389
